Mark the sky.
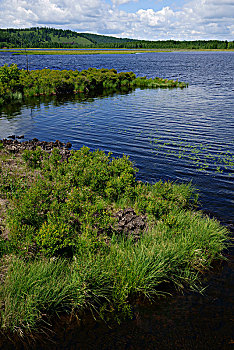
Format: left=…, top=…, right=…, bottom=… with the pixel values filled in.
left=0, top=0, right=233, bottom=40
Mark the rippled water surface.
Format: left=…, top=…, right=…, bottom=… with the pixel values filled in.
left=0, top=51, right=233, bottom=221
left=0, top=51, right=233, bottom=349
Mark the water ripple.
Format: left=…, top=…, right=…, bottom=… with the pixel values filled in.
left=0, top=52, right=233, bottom=220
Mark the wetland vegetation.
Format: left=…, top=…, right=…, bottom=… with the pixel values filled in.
left=0, top=139, right=228, bottom=338
left=0, top=64, right=188, bottom=107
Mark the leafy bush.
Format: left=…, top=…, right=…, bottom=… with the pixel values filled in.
left=54, top=79, right=75, bottom=95
left=0, top=64, right=20, bottom=85
left=0, top=64, right=23, bottom=103
left=22, top=147, right=43, bottom=168
left=36, top=220, right=74, bottom=256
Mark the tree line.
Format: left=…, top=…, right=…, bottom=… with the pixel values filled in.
left=0, top=27, right=233, bottom=49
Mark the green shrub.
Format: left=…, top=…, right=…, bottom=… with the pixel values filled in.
left=0, top=65, right=188, bottom=106
left=0, top=64, right=20, bottom=85
left=36, top=220, right=75, bottom=257
left=22, top=147, right=43, bottom=168
left=54, top=79, right=74, bottom=95
left=8, top=178, right=52, bottom=239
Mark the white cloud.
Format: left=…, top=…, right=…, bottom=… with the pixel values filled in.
left=0, top=0, right=233, bottom=40
left=111, top=0, right=137, bottom=5
left=184, top=0, right=234, bottom=20
left=137, top=7, right=174, bottom=27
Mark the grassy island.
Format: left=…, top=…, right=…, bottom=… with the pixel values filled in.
left=0, top=64, right=188, bottom=107
left=0, top=140, right=228, bottom=339
left=8, top=48, right=234, bottom=56
left=10, top=49, right=173, bottom=55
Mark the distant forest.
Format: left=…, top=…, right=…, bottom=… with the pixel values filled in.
left=0, top=27, right=233, bottom=49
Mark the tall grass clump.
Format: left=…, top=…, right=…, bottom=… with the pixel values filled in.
left=0, top=144, right=229, bottom=336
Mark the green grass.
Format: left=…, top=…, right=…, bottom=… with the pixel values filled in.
left=11, top=49, right=172, bottom=55
left=10, top=49, right=234, bottom=56
left=0, top=145, right=229, bottom=336
left=3, top=49, right=234, bottom=54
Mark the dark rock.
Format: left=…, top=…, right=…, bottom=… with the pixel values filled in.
left=1, top=138, right=72, bottom=162
left=55, top=140, right=63, bottom=147
left=16, top=135, right=24, bottom=139
left=7, top=135, right=15, bottom=139
left=66, top=142, right=72, bottom=149
left=113, top=207, right=147, bottom=242
left=7, top=145, right=18, bottom=153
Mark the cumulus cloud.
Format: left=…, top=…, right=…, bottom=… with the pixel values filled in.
left=184, top=0, right=234, bottom=20
left=0, top=0, right=233, bottom=40
left=137, top=7, right=174, bottom=28
left=131, top=0, right=234, bottom=39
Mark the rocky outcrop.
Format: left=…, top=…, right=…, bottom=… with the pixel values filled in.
left=1, top=137, right=72, bottom=161
left=113, top=207, right=147, bottom=242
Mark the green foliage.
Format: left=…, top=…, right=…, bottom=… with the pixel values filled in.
left=8, top=177, right=52, bottom=240
left=54, top=79, right=75, bottom=95
left=5, top=147, right=137, bottom=256
left=0, top=257, right=85, bottom=332
left=0, top=238, right=15, bottom=258
left=0, top=63, right=20, bottom=84
left=36, top=220, right=74, bottom=257
left=0, top=237, right=7, bottom=258
left=22, top=147, right=43, bottom=168
left=0, top=146, right=229, bottom=334
left=0, top=65, right=188, bottom=107
left=0, top=64, right=23, bottom=105
left=0, top=27, right=232, bottom=50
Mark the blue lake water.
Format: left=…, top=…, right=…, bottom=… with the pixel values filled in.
left=0, top=51, right=233, bottom=349
left=0, top=51, right=233, bottom=223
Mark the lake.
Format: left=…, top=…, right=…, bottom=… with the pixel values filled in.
left=0, top=51, right=233, bottom=349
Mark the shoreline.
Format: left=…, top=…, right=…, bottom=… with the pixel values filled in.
left=1, top=48, right=234, bottom=55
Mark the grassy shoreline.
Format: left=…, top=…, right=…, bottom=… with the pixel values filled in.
left=0, top=140, right=229, bottom=338
left=2, top=48, right=234, bottom=55
left=0, top=64, right=188, bottom=107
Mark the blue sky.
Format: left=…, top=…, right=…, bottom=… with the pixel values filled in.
left=110, top=0, right=186, bottom=13
left=0, top=0, right=233, bottom=40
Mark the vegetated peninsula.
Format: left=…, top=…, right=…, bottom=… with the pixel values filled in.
left=0, top=27, right=233, bottom=50
left=0, top=139, right=228, bottom=340
left=0, top=64, right=188, bottom=107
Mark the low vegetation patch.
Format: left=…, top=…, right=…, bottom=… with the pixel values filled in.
left=11, top=49, right=172, bottom=55
left=0, top=64, right=188, bottom=107
left=0, top=140, right=228, bottom=337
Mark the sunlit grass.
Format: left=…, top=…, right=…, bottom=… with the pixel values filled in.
left=2, top=48, right=234, bottom=55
